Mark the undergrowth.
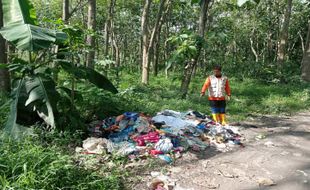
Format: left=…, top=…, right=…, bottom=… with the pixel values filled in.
left=0, top=134, right=124, bottom=190
left=82, top=72, right=310, bottom=122
left=1, top=74, right=309, bottom=189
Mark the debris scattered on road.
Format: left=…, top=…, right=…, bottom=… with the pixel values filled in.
left=78, top=110, right=244, bottom=163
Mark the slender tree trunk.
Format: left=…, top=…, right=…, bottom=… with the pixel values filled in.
left=298, top=31, right=305, bottom=53
left=141, top=0, right=152, bottom=84
left=142, top=0, right=169, bottom=84
left=105, top=0, right=115, bottom=56
left=153, top=0, right=171, bottom=76
left=104, top=21, right=109, bottom=56
left=62, top=0, right=69, bottom=23
left=153, top=33, right=160, bottom=76
left=148, top=0, right=168, bottom=57
left=276, top=0, right=293, bottom=66
left=180, top=0, right=210, bottom=98
left=86, top=0, right=96, bottom=68
left=123, top=35, right=128, bottom=67
left=164, top=18, right=170, bottom=61
left=250, top=36, right=259, bottom=62
left=266, top=0, right=274, bottom=63
left=301, top=20, right=310, bottom=82
left=0, top=0, right=10, bottom=93
left=111, top=20, right=120, bottom=80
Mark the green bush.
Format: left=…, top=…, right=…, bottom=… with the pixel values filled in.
left=0, top=135, right=124, bottom=190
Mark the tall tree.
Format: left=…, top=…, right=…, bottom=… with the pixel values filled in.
left=276, top=0, right=293, bottom=65
left=0, top=0, right=10, bottom=93
left=141, top=0, right=152, bottom=84
left=153, top=0, right=171, bottom=76
left=180, top=0, right=210, bottom=98
left=301, top=20, right=310, bottom=82
left=86, top=0, right=96, bottom=68
left=104, top=0, right=115, bottom=56
left=63, top=0, right=69, bottom=22
left=141, top=0, right=169, bottom=84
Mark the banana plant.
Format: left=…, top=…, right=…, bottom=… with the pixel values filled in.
left=0, top=0, right=117, bottom=137
left=0, top=0, right=66, bottom=51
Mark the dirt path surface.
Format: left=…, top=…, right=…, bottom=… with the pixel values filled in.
left=138, top=112, right=310, bottom=190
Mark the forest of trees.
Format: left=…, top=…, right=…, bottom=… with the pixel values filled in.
left=1, top=0, right=309, bottom=95
left=0, top=0, right=309, bottom=131
left=0, top=1, right=310, bottom=189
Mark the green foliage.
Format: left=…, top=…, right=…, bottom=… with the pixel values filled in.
left=0, top=0, right=67, bottom=51
left=0, top=24, right=65, bottom=51
left=24, top=75, right=59, bottom=128
left=0, top=135, right=124, bottom=190
left=2, top=0, right=38, bottom=26
left=167, top=33, right=206, bottom=68
left=4, top=60, right=61, bottom=136
left=0, top=93, right=10, bottom=129
left=0, top=0, right=118, bottom=135
left=103, top=72, right=310, bottom=122
left=223, top=78, right=310, bottom=120
left=4, top=79, right=32, bottom=138
left=58, top=60, right=118, bottom=94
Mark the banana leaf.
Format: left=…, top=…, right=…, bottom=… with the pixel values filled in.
left=2, top=0, right=38, bottom=26
left=4, top=79, right=33, bottom=138
left=0, top=0, right=67, bottom=51
left=58, top=61, right=118, bottom=94
left=4, top=75, right=59, bottom=137
left=24, top=75, right=59, bottom=129
left=0, top=24, right=57, bottom=51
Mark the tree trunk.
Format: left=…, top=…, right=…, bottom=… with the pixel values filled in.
left=141, top=0, right=152, bottom=84
left=0, top=0, right=10, bottom=93
left=180, top=0, right=210, bottom=98
left=86, top=0, right=96, bottom=68
left=153, top=0, right=171, bottom=76
left=301, top=20, right=310, bottom=82
left=276, top=0, right=293, bottom=66
left=104, top=0, right=115, bottom=56
left=142, top=0, right=169, bottom=84
left=62, top=0, right=69, bottom=23
left=111, top=19, right=120, bottom=80
left=266, top=0, right=273, bottom=63
left=298, top=31, right=305, bottom=53
left=104, top=21, right=110, bottom=56
left=250, top=36, right=259, bottom=62
left=153, top=33, right=160, bottom=76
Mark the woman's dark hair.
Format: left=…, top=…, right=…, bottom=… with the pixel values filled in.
left=213, top=65, right=222, bottom=71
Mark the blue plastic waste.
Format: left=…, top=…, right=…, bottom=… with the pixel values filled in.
left=158, top=154, right=173, bottom=163
left=196, top=124, right=206, bottom=130
left=108, top=126, right=134, bottom=142
left=123, top=112, right=139, bottom=121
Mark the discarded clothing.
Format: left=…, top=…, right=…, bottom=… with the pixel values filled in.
left=133, top=131, right=160, bottom=146
left=83, top=110, right=244, bottom=162
left=155, top=138, right=173, bottom=153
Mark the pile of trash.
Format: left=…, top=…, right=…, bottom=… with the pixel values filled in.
left=77, top=110, right=243, bottom=163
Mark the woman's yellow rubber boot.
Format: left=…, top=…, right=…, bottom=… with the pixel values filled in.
left=219, top=114, right=227, bottom=125
left=212, top=114, right=220, bottom=123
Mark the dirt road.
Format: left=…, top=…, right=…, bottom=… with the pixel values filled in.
left=138, top=112, right=310, bottom=190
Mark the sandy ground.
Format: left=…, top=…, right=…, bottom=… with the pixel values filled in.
left=135, top=111, right=310, bottom=190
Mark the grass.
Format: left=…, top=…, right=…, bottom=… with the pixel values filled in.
left=106, top=72, right=310, bottom=122
left=0, top=92, right=10, bottom=128
left=1, top=73, right=310, bottom=189
left=58, top=70, right=310, bottom=122
left=0, top=134, right=125, bottom=190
